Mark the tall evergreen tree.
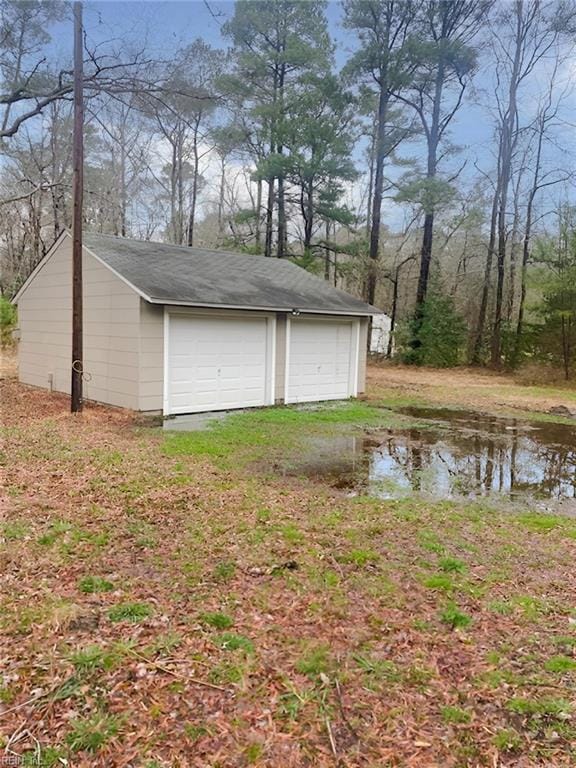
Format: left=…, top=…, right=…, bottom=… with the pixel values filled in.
left=343, top=0, right=419, bottom=305
left=222, top=0, right=331, bottom=257
left=284, top=73, right=358, bottom=255
left=395, top=0, right=491, bottom=318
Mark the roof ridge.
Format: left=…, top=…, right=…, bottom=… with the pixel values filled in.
left=84, top=231, right=269, bottom=260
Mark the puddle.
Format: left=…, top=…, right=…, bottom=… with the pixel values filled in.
left=276, top=406, right=576, bottom=510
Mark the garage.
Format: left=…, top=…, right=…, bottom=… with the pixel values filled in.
left=14, top=232, right=378, bottom=414
left=286, top=318, right=359, bottom=403
left=166, top=312, right=274, bottom=414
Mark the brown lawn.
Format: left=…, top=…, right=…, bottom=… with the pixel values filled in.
left=1, top=363, right=575, bottom=767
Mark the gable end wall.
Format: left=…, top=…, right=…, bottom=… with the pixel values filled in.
left=17, top=237, right=141, bottom=410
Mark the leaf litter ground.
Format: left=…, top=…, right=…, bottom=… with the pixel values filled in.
left=1, top=372, right=576, bottom=767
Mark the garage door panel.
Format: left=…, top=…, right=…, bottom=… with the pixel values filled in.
left=168, top=314, right=270, bottom=414
left=287, top=319, right=355, bottom=404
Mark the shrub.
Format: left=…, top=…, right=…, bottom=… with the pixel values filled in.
left=397, top=289, right=467, bottom=367
left=0, top=297, right=16, bottom=348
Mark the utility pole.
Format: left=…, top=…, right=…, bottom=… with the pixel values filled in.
left=71, top=1, right=84, bottom=413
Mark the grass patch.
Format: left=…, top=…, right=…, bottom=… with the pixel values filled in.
left=440, top=602, right=472, bottom=630
left=353, top=653, right=401, bottom=683
left=215, top=632, right=254, bottom=654
left=493, top=728, right=522, bottom=752
left=66, top=713, right=122, bottom=752
left=543, top=655, right=576, bottom=674
left=422, top=574, right=454, bottom=591
left=107, top=602, right=152, bottom=623
left=516, top=512, right=564, bottom=533
left=68, top=643, right=124, bottom=674
left=438, top=556, right=466, bottom=573
left=212, top=560, right=236, bottom=582
left=78, top=575, right=114, bottom=594
left=200, top=612, right=234, bottom=630
left=296, top=644, right=331, bottom=679
left=1, top=520, right=29, bottom=540
left=337, top=548, right=379, bottom=567
left=163, top=401, right=404, bottom=464
left=506, top=696, right=571, bottom=719
left=440, top=705, right=472, bottom=724
left=21, top=747, right=66, bottom=767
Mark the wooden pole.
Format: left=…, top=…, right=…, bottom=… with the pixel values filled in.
left=71, top=1, right=84, bottom=413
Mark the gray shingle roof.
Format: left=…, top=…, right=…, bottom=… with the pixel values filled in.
left=83, top=233, right=379, bottom=315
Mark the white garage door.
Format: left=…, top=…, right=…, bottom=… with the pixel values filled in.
left=287, top=318, right=357, bottom=404
left=167, top=314, right=272, bottom=414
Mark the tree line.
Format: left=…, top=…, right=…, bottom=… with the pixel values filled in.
left=1, top=0, right=575, bottom=375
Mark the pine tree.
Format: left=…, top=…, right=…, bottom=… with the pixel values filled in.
left=222, top=0, right=332, bottom=257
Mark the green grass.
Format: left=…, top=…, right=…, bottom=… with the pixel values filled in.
left=20, top=746, right=66, bottom=767
left=296, top=644, right=332, bottom=679
left=66, top=713, right=122, bottom=752
left=212, top=560, right=236, bottom=582
left=506, top=696, right=571, bottom=719
left=516, top=512, right=565, bottom=533
left=200, top=612, right=234, bottom=630
left=107, top=602, right=152, bottom=623
left=438, top=556, right=466, bottom=573
left=78, top=575, right=114, bottom=594
left=353, top=653, right=401, bottom=683
left=440, top=705, right=472, bottom=724
left=337, top=548, right=380, bottom=567
left=1, top=520, right=29, bottom=540
left=543, top=655, right=576, bottom=674
left=440, top=602, right=472, bottom=630
left=422, top=574, right=454, bottom=591
left=163, top=401, right=408, bottom=463
left=215, top=632, right=255, bottom=654
left=68, top=644, right=123, bottom=674
left=492, top=728, right=522, bottom=752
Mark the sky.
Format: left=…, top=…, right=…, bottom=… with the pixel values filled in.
left=47, top=1, right=575, bottom=232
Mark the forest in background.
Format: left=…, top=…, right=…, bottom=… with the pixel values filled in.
left=1, top=0, right=576, bottom=376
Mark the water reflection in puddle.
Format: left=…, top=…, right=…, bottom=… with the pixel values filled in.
left=277, top=407, right=576, bottom=509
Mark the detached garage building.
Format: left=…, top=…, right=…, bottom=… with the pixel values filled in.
left=14, top=232, right=378, bottom=415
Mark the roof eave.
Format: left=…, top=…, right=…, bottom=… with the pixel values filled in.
left=147, top=296, right=381, bottom=316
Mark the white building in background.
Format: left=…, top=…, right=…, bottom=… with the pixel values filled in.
left=370, top=313, right=392, bottom=356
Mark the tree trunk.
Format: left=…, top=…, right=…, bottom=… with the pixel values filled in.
left=170, top=140, right=178, bottom=244
left=187, top=129, right=200, bottom=247
left=119, top=134, right=127, bottom=238
left=277, top=173, right=286, bottom=258
left=303, top=180, right=314, bottom=251
left=217, top=154, right=226, bottom=234
left=490, top=4, right=523, bottom=367
left=491, top=199, right=507, bottom=366
left=417, top=213, right=434, bottom=308
left=276, top=61, right=287, bottom=258
left=264, top=178, right=274, bottom=257
left=366, top=121, right=377, bottom=237
left=255, top=179, right=262, bottom=250
left=387, top=275, right=399, bottom=359
left=515, top=113, right=546, bottom=364
left=324, top=220, right=330, bottom=281
left=367, top=88, right=390, bottom=306
left=472, top=189, right=499, bottom=364
left=415, top=58, right=444, bottom=312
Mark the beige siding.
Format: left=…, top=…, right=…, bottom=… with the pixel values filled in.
left=139, top=300, right=164, bottom=412
left=274, top=312, right=287, bottom=403
left=17, top=235, right=141, bottom=409
left=358, top=316, right=368, bottom=393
